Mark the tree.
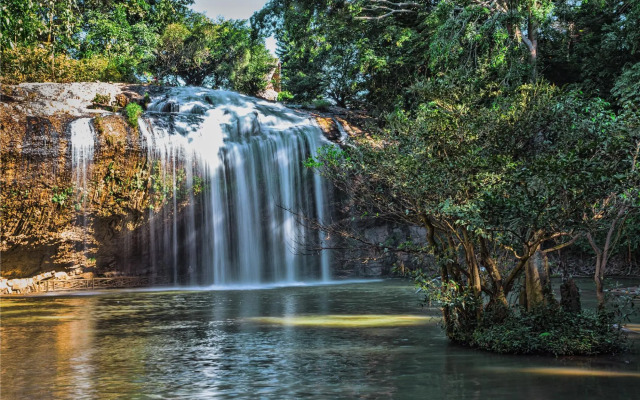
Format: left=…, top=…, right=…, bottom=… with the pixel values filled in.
left=153, top=17, right=275, bottom=93
left=0, top=0, right=196, bottom=82
left=310, top=79, right=638, bottom=342
left=253, top=0, right=371, bottom=106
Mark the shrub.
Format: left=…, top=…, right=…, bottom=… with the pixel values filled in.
left=93, top=93, right=110, bottom=105
left=312, top=99, right=332, bottom=111
left=277, top=91, right=294, bottom=102
left=125, top=103, right=143, bottom=128
left=471, top=305, right=628, bottom=356
left=51, top=186, right=74, bottom=208
left=0, top=46, right=116, bottom=84
left=143, top=92, right=151, bottom=108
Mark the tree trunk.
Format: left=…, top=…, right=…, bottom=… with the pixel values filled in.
left=423, top=216, right=453, bottom=334
left=560, top=277, right=581, bottom=313
left=586, top=233, right=605, bottom=309
left=480, top=237, right=508, bottom=316
left=586, top=206, right=627, bottom=309
left=461, top=229, right=483, bottom=322
left=524, top=247, right=545, bottom=310
left=594, top=256, right=605, bottom=309
left=527, top=10, right=538, bottom=80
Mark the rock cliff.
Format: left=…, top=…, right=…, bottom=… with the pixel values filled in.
left=0, top=83, right=180, bottom=279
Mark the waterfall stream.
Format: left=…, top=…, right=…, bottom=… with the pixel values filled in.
left=69, top=117, right=95, bottom=255
left=128, top=88, right=333, bottom=286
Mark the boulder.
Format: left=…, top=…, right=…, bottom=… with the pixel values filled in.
left=115, top=93, right=129, bottom=108
left=54, top=271, right=69, bottom=280
left=161, top=101, right=179, bottom=113
left=256, top=89, right=278, bottom=102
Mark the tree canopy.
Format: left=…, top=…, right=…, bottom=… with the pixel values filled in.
left=0, top=0, right=275, bottom=95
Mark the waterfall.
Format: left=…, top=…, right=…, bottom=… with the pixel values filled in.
left=69, top=118, right=95, bottom=256
left=70, top=118, right=95, bottom=198
left=138, top=88, right=333, bottom=286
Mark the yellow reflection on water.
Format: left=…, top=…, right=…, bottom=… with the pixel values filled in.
left=489, top=367, right=640, bottom=378
left=624, top=323, right=640, bottom=333
left=248, top=314, right=434, bottom=328
left=0, top=300, right=34, bottom=308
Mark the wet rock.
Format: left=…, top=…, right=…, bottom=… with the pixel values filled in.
left=9, top=278, right=34, bottom=293
left=189, top=104, right=207, bottom=115
left=161, top=102, right=179, bottom=113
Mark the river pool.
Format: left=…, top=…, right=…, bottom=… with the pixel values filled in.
left=1, top=280, right=639, bottom=399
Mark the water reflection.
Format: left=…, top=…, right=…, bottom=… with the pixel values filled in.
left=1, top=281, right=639, bottom=399
left=248, top=315, right=434, bottom=328
left=488, top=366, right=640, bottom=378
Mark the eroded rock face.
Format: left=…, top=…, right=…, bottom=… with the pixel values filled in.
left=0, top=83, right=179, bottom=279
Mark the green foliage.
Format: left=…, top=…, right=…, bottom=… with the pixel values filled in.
left=414, top=274, right=482, bottom=343
left=543, top=0, right=640, bottom=100
left=472, top=306, right=628, bottom=356
left=310, top=76, right=639, bottom=349
left=51, top=186, right=74, bottom=208
left=233, top=41, right=277, bottom=95
left=277, top=90, right=294, bottom=102
left=93, top=93, right=110, bottom=104
left=0, top=46, right=115, bottom=84
left=311, top=99, right=332, bottom=111
left=125, top=103, right=143, bottom=128
left=256, top=0, right=640, bottom=111
left=612, top=63, right=640, bottom=111
left=153, top=17, right=275, bottom=93
left=0, top=0, right=274, bottom=87
left=254, top=0, right=369, bottom=106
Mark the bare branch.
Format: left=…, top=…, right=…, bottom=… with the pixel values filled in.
left=355, top=9, right=415, bottom=20
left=355, top=0, right=421, bottom=20
left=542, top=233, right=581, bottom=254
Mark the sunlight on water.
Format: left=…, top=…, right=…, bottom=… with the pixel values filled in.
left=624, top=323, right=640, bottom=333
left=487, top=366, right=640, bottom=378
left=247, top=314, right=435, bottom=328
left=0, top=301, right=34, bottom=308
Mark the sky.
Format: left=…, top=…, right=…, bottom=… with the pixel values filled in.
left=191, top=0, right=277, bottom=55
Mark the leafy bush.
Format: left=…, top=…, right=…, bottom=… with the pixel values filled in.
left=312, top=99, right=332, bottom=111
left=277, top=91, right=294, bottom=102
left=125, top=103, right=143, bottom=128
left=51, top=187, right=74, bottom=208
left=471, top=305, right=628, bottom=356
left=0, top=46, right=116, bottom=84
left=93, top=93, right=110, bottom=104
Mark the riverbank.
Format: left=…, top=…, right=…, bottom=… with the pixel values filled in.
left=0, top=265, right=173, bottom=295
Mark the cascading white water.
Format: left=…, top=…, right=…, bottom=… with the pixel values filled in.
left=69, top=118, right=95, bottom=253
left=139, top=88, right=333, bottom=286
left=70, top=118, right=95, bottom=196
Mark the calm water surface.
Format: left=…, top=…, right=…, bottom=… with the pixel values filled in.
left=1, top=280, right=639, bottom=399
